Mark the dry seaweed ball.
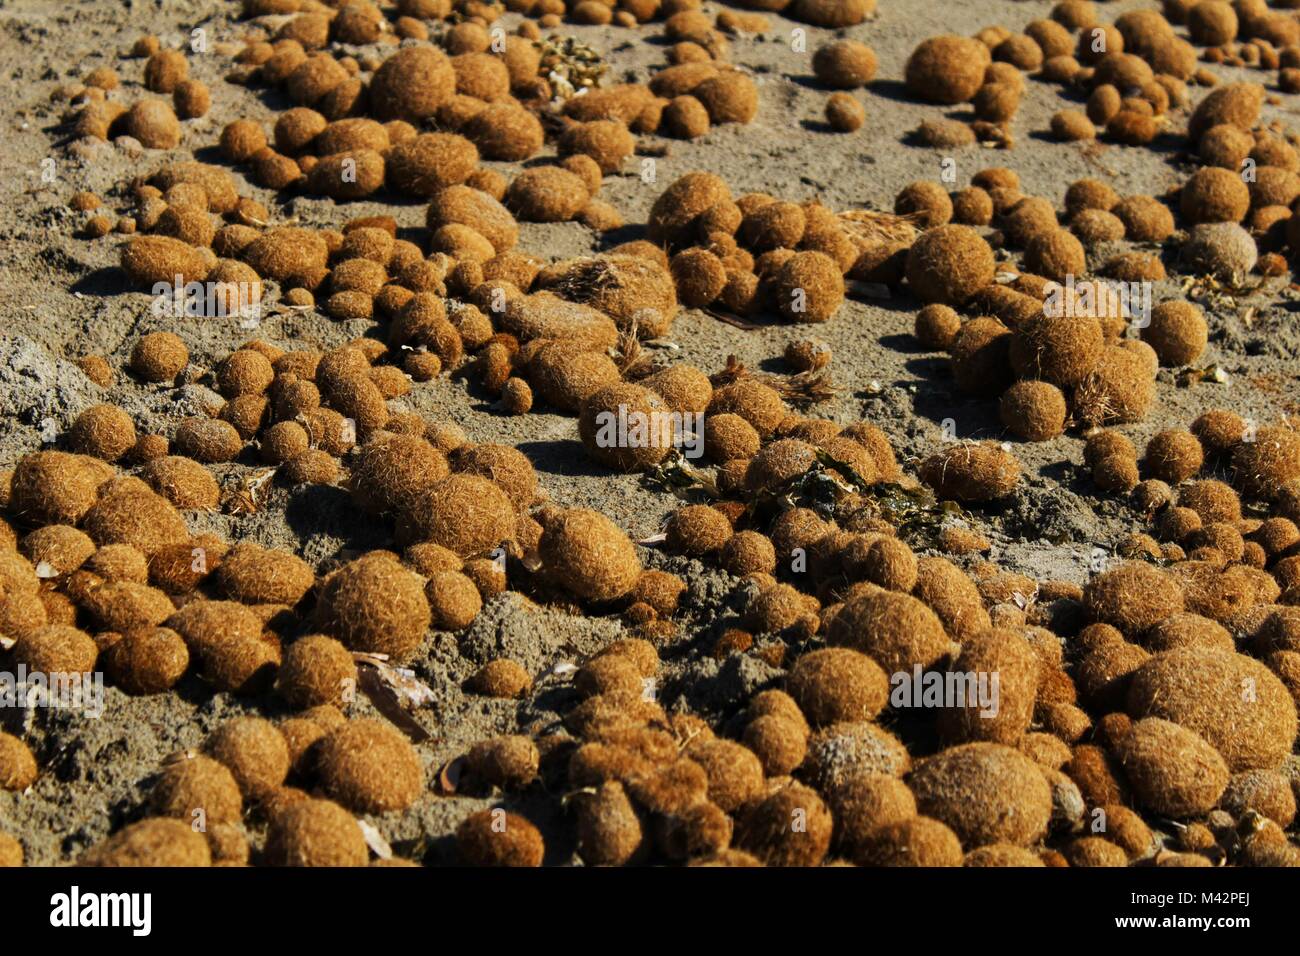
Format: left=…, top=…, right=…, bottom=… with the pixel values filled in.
left=919, top=443, right=1021, bottom=502
left=1000, top=380, right=1066, bottom=441
left=264, top=798, right=368, bottom=867
left=505, top=166, right=589, bottom=222
left=1114, top=195, right=1175, bottom=242
left=538, top=508, right=641, bottom=603
left=12, top=624, right=98, bottom=675
left=316, top=555, right=431, bottom=661
left=122, top=236, right=209, bottom=288
left=66, top=404, right=136, bottom=461
left=81, top=818, right=210, bottom=867
left=578, top=382, right=675, bottom=472
left=856, top=815, right=963, bottom=867
left=772, top=250, right=845, bottom=323
left=741, top=715, right=806, bottom=776
left=813, top=40, right=877, bottom=88
left=204, top=717, right=290, bottom=799
left=559, top=120, right=635, bottom=175
left=427, top=184, right=519, bottom=253
left=649, top=172, right=732, bottom=248
left=670, top=248, right=728, bottom=307
left=1181, top=167, right=1251, bottom=224
left=277, top=635, right=356, bottom=709
left=720, top=530, right=776, bottom=577
left=1232, top=425, right=1300, bottom=499
left=938, top=316, right=1009, bottom=392
left=1025, top=229, right=1086, bottom=283
left=104, top=627, right=189, bottom=694
left=828, top=590, right=954, bottom=674
left=462, top=103, right=545, bottom=162
left=317, top=718, right=423, bottom=814
left=125, top=100, right=181, bottom=149
left=1126, top=647, right=1296, bottom=772
left=1144, top=429, right=1204, bottom=484
left=467, top=735, right=539, bottom=790
left=905, top=35, right=989, bottom=104
left=825, top=93, right=865, bottom=133
left=913, top=304, right=961, bottom=351
left=0, top=733, right=37, bottom=791
left=1073, top=347, right=1156, bottom=427
left=786, top=647, right=888, bottom=726
left=665, top=505, right=733, bottom=556
left=1183, top=222, right=1257, bottom=280
left=151, top=754, right=241, bottom=823
left=1220, top=769, right=1296, bottom=827
left=896, top=181, right=953, bottom=229
left=1142, top=300, right=1207, bottom=366
left=425, top=571, right=482, bottom=630
left=369, top=45, right=456, bottom=123
left=456, top=809, right=544, bottom=866
left=735, top=782, right=832, bottom=866
left=467, top=659, right=532, bottom=698
left=905, top=225, right=995, bottom=305
left=1084, top=561, right=1182, bottom=635
left=400, top=474, right=516, bottom=559
left=220, top=119, right=266, bottom=162
left=1115, top=717, right=1229, bottom=817
left=910, top=743, right=1052, bottom=847
left=350, top=435, right=450, bottom=516
left=173, top=417, right=242, bottom=463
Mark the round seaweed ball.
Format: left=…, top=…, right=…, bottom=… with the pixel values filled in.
left=264, top=798, right=368, bottom=867
left=910, top=742, right=1052, bottom=847
left=919, top=442, right=1021, bottom=502
left=735, top=782, right=832, bottom=866
left=855, top=816, right=963, bottom=867
left=103, top=627, right=189, bottom=694
left=457, top=809, right=544, bottom=866
left=785, top=647, right=888, bottom=726
left=905, top=35, right=990, bottom=104
left=538, top=508, right=641, bottom=603
left=1144, top=429, right=1204, bottom=484
left=277, top=635, right=357, bottom=709
left=1115, top=717, right=1229, bottom=817
left=81, top=818, right=210, bottom=867
left=1126, top=647, right=1297, bottom=772
left=772, top=250, right=845, bottom=323
left=315, top=555, right=430, bottom=661
left=317, top=718, right=424, bottom=813
left=1143, top=300, right=1207, bottom=366
left=905, top=225, right=995, bottom=305
left=1232, top=425, right=1300, bottom=500
left=151, top=754, right=242, bottom=823
left=1000, top=380, right=1066, bottom=441
left=813, top=40, right=878, bottom=89
left=0, top=733, right=37, bottom=791
left=130, top=332, right=189, bottom=382
left=204, top=717, right=290, bottom=799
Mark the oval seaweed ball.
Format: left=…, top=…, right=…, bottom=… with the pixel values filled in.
left=905, top=225, right=995, bottom=305
left=538, top=508, right=641, bottom=603
left=264, top=798, right=369, bottom=867
left=370, top=46, right=455, bottom=123
left=130, top=332, right=189, bottom=382
left=315, top=554, right=431, bottom=661
left=204, top=717, right=290, bottom=799
left=735, top=782, right=832, bottom=866
left=772, top=250, right=845, bottom=323
left=785, top=647, right=888, bottom=726
left=914, top=304, right=961, bottom=350
left=910, top=743, right=1052, bottom=847
left=918, top=443, right=1021, bottom=502
left=505, top=166, right=589, bottom=223
left=457, top=809, right=544, bottom=866
left=150, top=754, right=242, bottom=823
left=813, top=40, right=878, bottom=89
left=104, top=627, right=189, bottom=694
left=317, top=718, right=424, bottom=814
left=856, top=816, right=963, bottom=867
left=1144, top=429, right=1203, bottom=484
left=1232, top=425, right=1300, bottom=500
left=400, top=474, right=517, bottom=560
left=67, top=405, right=137, bottom=461
left=1114, top=717, right=1229, bottom=817
left=1142, top=300, right=1207, bottom=366
left=1181, top=167, right=1251, bottom=224
left=1126, top=647, right=1297, bottom=772
left=277, top=635, right=357, bottom=709
left=1000, top=380, right=1066, bottom=441
left=827, top=590, right=954, bottom=674
left=0, top=732, right=37, bottom=791
left=905, top=35, right=989, bottom=104
left=578, top=382, right=675, bottom=472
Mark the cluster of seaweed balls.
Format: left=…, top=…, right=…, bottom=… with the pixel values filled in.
left=6, top=0, right=1300, bottom=868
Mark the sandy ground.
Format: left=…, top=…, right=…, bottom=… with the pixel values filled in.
left=1, top=0, right=1299, bottom=865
